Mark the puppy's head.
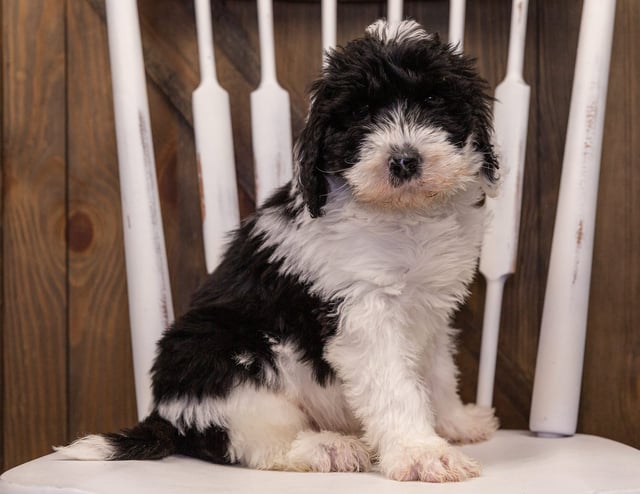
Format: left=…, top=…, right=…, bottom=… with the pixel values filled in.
left=295, top=19, right=498, bottom=217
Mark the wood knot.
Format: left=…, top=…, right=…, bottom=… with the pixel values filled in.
left=68, top=211, right=94, bottom=253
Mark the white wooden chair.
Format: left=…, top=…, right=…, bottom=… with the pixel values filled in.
left=2, top=0, right=640, bottom=492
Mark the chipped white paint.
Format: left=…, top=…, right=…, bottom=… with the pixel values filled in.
left=105, top=0, right=175, bottom=420
left=193, top=0, right=240, bottom=272
left=251, top=0, right=293, bottom=205
left=448, top=0, right=466, bottom=52
left=477, top=0, right=530, bottom=407
left=530, top=0, right=616, bottom=437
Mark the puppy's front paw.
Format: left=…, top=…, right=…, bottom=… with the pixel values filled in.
left=436, top=404, right=499, bottom=444
left=380, top=439, right=480, bottom=482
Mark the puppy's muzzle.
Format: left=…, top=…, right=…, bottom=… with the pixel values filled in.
left=388, top=147, right=422, bottom=185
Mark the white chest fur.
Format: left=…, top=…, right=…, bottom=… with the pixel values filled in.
left=255, top=188, right=486, bottom=326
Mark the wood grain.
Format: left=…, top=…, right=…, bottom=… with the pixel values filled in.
left=2, top=0, right=68, bottom=469
left=66, top=0, right=137, bottom=439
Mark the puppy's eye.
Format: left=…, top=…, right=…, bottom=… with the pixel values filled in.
left=424, top=95, right=445, bottom=106
left=351, top=105, right=370, bottom=120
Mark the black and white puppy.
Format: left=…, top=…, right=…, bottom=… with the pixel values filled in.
left=59, top=19, right=500, bottom=482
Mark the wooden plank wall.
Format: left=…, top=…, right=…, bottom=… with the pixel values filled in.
left=3, top=0, right=68, bottom=469
left=1, top=0, right=639, bottom=471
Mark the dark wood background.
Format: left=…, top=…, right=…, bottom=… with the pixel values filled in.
left=1, top=0, right=639, bottom=472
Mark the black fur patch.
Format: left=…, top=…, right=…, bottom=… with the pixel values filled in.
left=105, top=412, right=231, bottom=463
left=175, top=424, right=232, bottom=464
left=151, top=197, right=339, bottom=406
left=105, top=412, right=179, bottom=461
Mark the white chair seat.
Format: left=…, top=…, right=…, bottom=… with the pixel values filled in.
left=2, top=430, right=639, bottom=493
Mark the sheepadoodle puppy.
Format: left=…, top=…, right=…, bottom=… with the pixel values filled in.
left=59, top=19, right=500, bottom=482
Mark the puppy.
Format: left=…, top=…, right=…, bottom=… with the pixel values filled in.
left=59, top=19, right=500, bottom=482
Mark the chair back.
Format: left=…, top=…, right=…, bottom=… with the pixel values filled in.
left=104, top=0, right=617, bottom=437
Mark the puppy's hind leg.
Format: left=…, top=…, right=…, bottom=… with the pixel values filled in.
left=223, top=387, right=370, bottom=472
left=286, top=430, right=371, bottom=473
left=222, top=387, right=309, bottom=470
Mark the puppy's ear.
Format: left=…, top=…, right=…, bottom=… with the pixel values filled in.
left=476, top=134, right=500, bottom=198
left=472, top=106, right=500, bottom=198
left=296, top=80, right=329, bottom=218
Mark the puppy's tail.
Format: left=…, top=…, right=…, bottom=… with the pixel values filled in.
left=55, top=412, right=178, bottom=461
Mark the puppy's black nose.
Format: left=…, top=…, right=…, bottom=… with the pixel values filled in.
left=388, top=149, right=422, bottom=183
